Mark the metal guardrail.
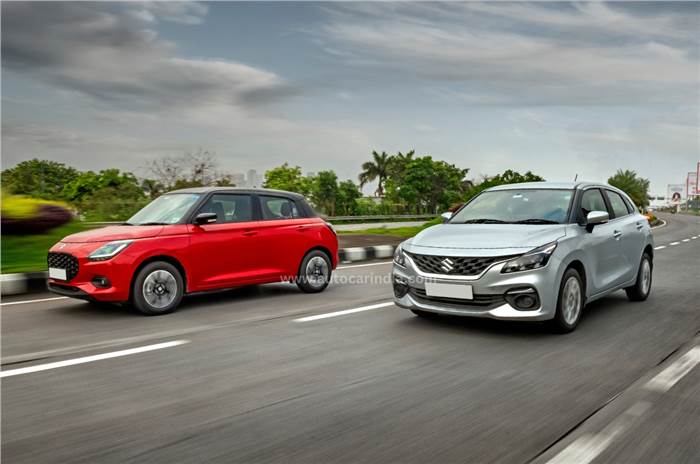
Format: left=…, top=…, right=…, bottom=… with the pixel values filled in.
left=324, top=214, right=437, bottom=221
left=87, top=214, right=437, bottom=226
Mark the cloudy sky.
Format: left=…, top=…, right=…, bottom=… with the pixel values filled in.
left=2, top=1, right=698, bottom=194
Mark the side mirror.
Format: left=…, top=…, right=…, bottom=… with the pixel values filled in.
left=194, top=212, right=217, bottom=225
left=440, top=212, right=453, bottom=223
left=585, top=211, right=609, bottom=232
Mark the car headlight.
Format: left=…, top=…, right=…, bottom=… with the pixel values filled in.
left=393, top=244, right=406, bottom=267
left=89, top=240, right=133, bottom=261
left=501, top=242, right=557, bottom=273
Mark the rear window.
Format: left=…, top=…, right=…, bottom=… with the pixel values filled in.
left=260, top=196, right=301, bottom=220
left=606, top=191, right=630, bottom=218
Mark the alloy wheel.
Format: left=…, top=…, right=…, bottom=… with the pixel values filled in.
left=640, top=258, right=651, bottom=296
left=562, top=276, right=582, bottom=325
left=142, top=269, right=178, bottom=309
left=305, top=256, right=329, bottom=288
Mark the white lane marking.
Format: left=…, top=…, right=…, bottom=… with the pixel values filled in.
left=337, top=261, right=392, bottom=270
left=0, top=340, right=189, bottom=378
left=0, top=296, right=69, bottom=306
left=682, top=239, right=690, bottom=242
left=645, top=346, right=700, bottom=393
left=654, top=245, right=666, bottom=250
left=691, top=236, right=697, bottom=240
left=294, top=302, right=394, bottom=322
left=546, top=401, right=651, bottom=464
left=670, top=241, right=680, bottom=246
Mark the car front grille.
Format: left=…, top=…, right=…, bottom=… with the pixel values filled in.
left=409, top=287, right=505, bottom=309
left=407, top=252, right=520, bottom=276
left=47, top=252, right=79, bottom=281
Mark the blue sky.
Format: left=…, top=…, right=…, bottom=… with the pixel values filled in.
left=2, top=1, right=698, bottom=194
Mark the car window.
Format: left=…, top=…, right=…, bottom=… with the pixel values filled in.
left=606, top=191, right=630, bottom=218
left=260, top=196, right=300, bottom=220
left=580, top=189, right=608, bottom=217
left=198, top=194, right=253, bottom=223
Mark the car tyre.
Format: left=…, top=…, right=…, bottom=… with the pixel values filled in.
left=625, top=252, right=652, bottom=302
left=550, top=268, right=584, bottom=333
left=131, top=261, right=184, bottom=315
left=296, top=250, right=331, bottom=293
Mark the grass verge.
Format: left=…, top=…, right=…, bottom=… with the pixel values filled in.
left=339, top=218, right=442, bottom=239
left=1, top=221, right=92, bottom=274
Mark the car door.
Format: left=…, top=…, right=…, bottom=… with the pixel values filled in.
left=187, top=193, right=267, bottom=290
left=604, top=190, right=643, bottom=282
left=577, top=188, right=627, bottom=294
left=255, top=194, right=318, bottom=278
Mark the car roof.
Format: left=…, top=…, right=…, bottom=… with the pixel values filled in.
left=487, top=181, right=613, bottom=191
left=168, top=186, right=306, bottom=199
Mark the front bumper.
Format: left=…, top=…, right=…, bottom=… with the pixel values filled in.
left=47, top=243, right=134, bottom=302
left=392, top=254, right=559, bottom=321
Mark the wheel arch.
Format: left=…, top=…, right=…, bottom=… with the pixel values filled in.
left=302, top=245, right=334, bottom=268
left=130, top=255, right=188, bottom=300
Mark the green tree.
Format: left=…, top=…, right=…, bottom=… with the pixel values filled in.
left=359, top=150, right=391, bottom=197
left=465, top=170, right=545, bottom=201
left=608, top=169, right=650, bottom=209
left=385, top=156, right=468, bottom=214
left=63, top=169, right=148, bottom=220
left=141, top=178, right=165, bottom=200
left=310, top=170, right=339, bottom=215
left=336, top=180, right=362, bottom=215
left=263, top=163, right=312, bottom=196
left=1, top=159, right=78, bottom=200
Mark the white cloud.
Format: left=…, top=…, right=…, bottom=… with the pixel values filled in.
left=1, top=2, right=293, bottom=113
left=318, top=2, right=699, bottom=106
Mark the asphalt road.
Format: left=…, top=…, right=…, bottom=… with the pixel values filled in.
left=2, top=213, right=699, bottom=463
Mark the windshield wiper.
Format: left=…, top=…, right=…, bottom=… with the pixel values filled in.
left=513, top=219, right=560, bottom=225
left=460, top=218, right=509, bottom=224
left=135, top=222, right=169, bottom=226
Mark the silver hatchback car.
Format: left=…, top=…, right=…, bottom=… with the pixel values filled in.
left=392, top=182, right=654, bottom=332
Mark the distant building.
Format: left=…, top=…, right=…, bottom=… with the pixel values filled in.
left=246, top=169, right=264, bottom=188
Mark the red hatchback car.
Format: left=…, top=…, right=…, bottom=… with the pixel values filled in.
left=47, top=188, right=338, bottom=315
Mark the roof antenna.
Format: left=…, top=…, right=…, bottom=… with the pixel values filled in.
left=573, top=174, right=578, bottom=181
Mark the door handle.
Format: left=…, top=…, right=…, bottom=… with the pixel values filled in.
left=297, top=225, right=310, bottom=231
left=242, top=230, right=257, bottom=237
left=636, top=223, right=644, bottom=230
left=613, top=230, right=622, bottom=239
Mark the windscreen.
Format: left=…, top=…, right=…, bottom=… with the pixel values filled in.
left=450, top=189, right=573, bottom=224
left=126, top=193, right=201, bottom=225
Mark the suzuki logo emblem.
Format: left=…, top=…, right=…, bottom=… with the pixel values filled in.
left=440, top=258, right=454, bottom=272
left=58, top=243, right=66, bottom=250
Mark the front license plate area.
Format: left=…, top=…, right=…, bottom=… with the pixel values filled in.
left=49, top=267, right=67, bottom=281
left=425, top=282, right=473, bottom=300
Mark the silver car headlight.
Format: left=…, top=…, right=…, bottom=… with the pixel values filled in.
left=89, top=240, right=133, bottom=261
left=393, top=244, right=407, bottom=267
left=501, top=242, right=557, bottom=273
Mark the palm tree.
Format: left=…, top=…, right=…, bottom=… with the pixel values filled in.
left=358, top=150, right=391, bottom=197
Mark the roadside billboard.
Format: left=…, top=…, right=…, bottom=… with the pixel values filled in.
left=668, top=184, right=684, bottom=205
left=688, top=172, right=698, bottom=198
